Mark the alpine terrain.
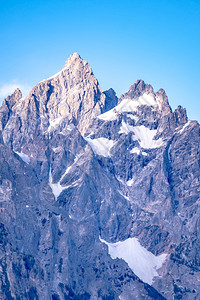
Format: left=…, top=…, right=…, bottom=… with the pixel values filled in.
left=0, top=53, right=200, bottom=300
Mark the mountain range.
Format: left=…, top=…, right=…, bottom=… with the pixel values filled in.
left=0, top=53, right=200, bottom=299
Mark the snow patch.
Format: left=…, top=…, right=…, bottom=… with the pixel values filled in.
left=142, top=151, right=148, bottom=156
left=130, top=147, right=147, bottom=156
left=49, top=169, right=64, bottom=200
left=98, top=93, right=157, bottom=121
left=66, top=124, right=74, bottom=131
left=132, top=125, right=163, bottom=149
left=98, top=109, right=117, bottom=121
left=100, top=237, right=167, bottom=285
left=15, top=151, right=30, bottom=164
left=52, top=146, right=62, bottom=153
left=84, top=137, right=115, bottom=157
left=130, top=147, right=140, bottom=155
left=127, top=178, right=134, bottom=186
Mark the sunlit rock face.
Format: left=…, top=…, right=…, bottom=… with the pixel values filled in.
left=0, top=53, right=200, bottom=300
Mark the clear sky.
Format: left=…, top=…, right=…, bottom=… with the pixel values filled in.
left=0, top=0, right=199, bottom=122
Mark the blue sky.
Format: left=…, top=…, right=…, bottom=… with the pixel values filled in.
left=0, top=0, right=199, bottom=121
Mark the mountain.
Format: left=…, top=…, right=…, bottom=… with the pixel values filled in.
left=0, top=53, right=199, bottom=300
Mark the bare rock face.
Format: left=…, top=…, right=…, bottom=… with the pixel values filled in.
left=0, top=53, right=200, bottom=300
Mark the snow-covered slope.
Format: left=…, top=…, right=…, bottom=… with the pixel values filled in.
left=100, top=237, right=167, bottom=285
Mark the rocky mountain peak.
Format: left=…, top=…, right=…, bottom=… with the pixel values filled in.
left=61, top=52, right=93, bottom=77
left=155, top=88, right=172, bottom=115
left=63, top=52, right=82, bottom=66
left=0, top=88, right=22, bottom=131
left=12, top=88, right=22, bottom=100
left=174, top=105, right=188, bottom=125
left=103, top=88, right=118, bottom=112
left=5, top=88, right=22, bottom=106
left=120, top=79, right=154, bottom=101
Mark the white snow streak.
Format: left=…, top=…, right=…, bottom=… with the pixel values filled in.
left=100, top=237, right=167, bottom=285
left=178, top=121, right=191, bottom=134
left=15, top=151, right=30, bottom=164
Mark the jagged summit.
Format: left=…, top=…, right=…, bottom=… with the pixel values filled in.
left=61, top=52, right=88, bottom=71
left=117, top=79, right=172, bottom=116
left=63, top=52, right=81, bottom=65
left=120, top=79, right=154, bottom=100
left=68, top=52, right=81, bottom=60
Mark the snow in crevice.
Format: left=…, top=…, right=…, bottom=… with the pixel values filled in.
left=15, top=151, right=30, bottom=164
left=98, top=93, right=157, bottom=121
left=84, top=137, right=115, bottom=157
left=117, top=176, right=126, bottom=185
left=100, top=237, right=167, bottom=285
left=49, top=158, right=80, bottom=200
left=126, top=178, right=134, bottom=186
left=52, top=146, right=63, bottom=153
left=118, top=190, right=130, bottom=201
left=167, top=143, right=171, bottom=161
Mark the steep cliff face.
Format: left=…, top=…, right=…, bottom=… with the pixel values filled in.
left=0, top=53, right=199, bottom=300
